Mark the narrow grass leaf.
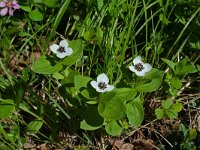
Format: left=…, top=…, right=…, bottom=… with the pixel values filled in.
left=46, top=92, right=71, bottom=119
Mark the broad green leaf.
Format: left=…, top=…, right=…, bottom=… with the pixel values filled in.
left=0, top=99, right=15, bottom=119
left=114, top=88, right=137, bottom=102
left=43, top=0, right=58, bottom=7
left=52, top=72, right=64, bottom=79
left=61, top=70, right=80, bottom=84
left=171, top=102, right=183, bottom=112
left=175, top=65, right=197, bottom=75
left=161, top=58, right=176, bottom=71
left=170, top=77, right=182, bottom=89
left=136, top=69, right=164, bottom=92
left=81, top=89, right=97, bottom=100
left=175, top=58, right=197, bottom=75
left=20, top=5, right=31, bottom=12
left=74, top=75, right=97, bottom=100
left=155, top=108, right=164, bottom=119
left=165, top=109, right=178, bottom=119
left=126, top=101, right=144, bottom=128
left=98, top=92, right=126, bottom=120
left=32, top=56, right=62, bottom=74
left=27, top=119, right=43, bottom=133
left=80, top=106, right=104, bottom=130
left=161, top=100, right=173, bottom=109
left=62, top=39, right=83, bottom=65
left=29, top=9, right=43, bottom=21
left=74, top=75, right=92, bottom=93
left=105, top=120, right=122, bottom=136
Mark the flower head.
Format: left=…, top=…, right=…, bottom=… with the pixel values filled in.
left=90, top=73, right=114, bottom=93
left=50, top=39, right=73, bottom=59
left=0, top=0, right=20, bottom=16
left=129, top=56, right=152, bottom=76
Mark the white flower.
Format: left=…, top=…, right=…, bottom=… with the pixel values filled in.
left=90, top=73, right=114, bottom=93
left=50, top=39, right=73, bottom=58
left=129, top=56, right=152, bottom=76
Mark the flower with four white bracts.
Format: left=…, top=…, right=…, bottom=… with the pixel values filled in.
left=50, top=39, right=73, bottom=59
left=129, top=56, right=152, bottom=76
left=90, top=73, right=114, bottom=93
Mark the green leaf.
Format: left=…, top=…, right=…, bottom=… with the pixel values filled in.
left=179, top=123, right=188, bottom=136
left=105, top=120, right=122, bottom=136
left=43, top=0, right=58, bottom=7
left=187, top=128, right=197, bottom=141
left=165, top=109, right=178, bottom=119
left=27, top=119, right=43, bottom=133
left=20, top=5, right=31, bottom=12
left=170, top=77, right=182, bottom=89
left=159, top=13, right=170, bottom=24
left=52, top=72, right=64, bottom=79
left=80, top=106, right=104, bottom=130
left=176, top=65, right=197, bottom=75
left=96, top=27, right=103, bottom=44
left=171, top=101, right=183, bottom=112
left=74, top=75, right=98, bottom=100
left=98, top=92, right=126, bottom=120
left=161, top=58, right=176, bottom=71
left=114, top=88, right=137, bottom=102
left=61, top=70, right=80, bottom=84
left=32, top=56, right=62, bottom=74
left=62, top=39, right=84, bottom=65
left=0, top=99, right=15, bottom=119
left=155, top=108, right=164, bottom=119
left=197, top=65, right=200, bottom=71
left=74, top=75, right=92, bottom=93
left=126, top=101, right=144, bottom=128
left=161, top=100, right=173, bottom=109
left=97, top=0, right=104, bottom=10
left=135, top=69, right=164, bottom=92
left=18, top=31, right=31, bottom=37
left=175, top=58, right=197, bottom=75
left=29, top=9, right=44, bottom=21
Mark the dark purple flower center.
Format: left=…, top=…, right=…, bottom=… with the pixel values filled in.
left=57, top=46, right=65, bottom=53
left=98, top=82, right=107, bottom=90
left=135, top=63, right=144, bottom=71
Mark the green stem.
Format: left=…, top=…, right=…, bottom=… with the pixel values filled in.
left=44, top=0, right=71, bottom=51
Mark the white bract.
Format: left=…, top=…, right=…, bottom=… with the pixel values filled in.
left=90, top=73, right=114, bottom=93
left=129, top=56, right=152, bottom=76
left=50, top=39, right=73, bottom=58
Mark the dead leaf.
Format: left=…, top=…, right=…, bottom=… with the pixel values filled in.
left=23, top=143, right=36, bottom=149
